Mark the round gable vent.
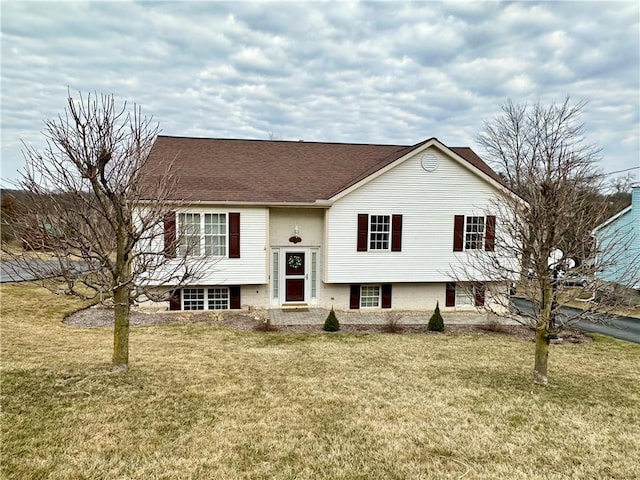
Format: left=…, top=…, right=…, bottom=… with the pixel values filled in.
left=420, top=153, right=439, bottom=172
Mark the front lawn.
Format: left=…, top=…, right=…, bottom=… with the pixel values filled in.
left=1, top=282, right=639, bottom=479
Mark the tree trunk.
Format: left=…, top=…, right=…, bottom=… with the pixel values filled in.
left=534, top=280, right=553, bottom=385
left=533, top=329, right=549, bottom=385
left=112, top=284, right=130, bottom=372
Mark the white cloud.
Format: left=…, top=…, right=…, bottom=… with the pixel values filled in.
left=1, top=0, right=638, bottom=185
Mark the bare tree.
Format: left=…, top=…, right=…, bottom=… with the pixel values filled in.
left=465, top=97, right=638, bottom=385
left=4, top=92, right=201, bottom=372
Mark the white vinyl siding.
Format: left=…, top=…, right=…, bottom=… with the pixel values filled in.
left=147, top=207, right=268, bottom=286
left=325, top=145, right=513, bottom=283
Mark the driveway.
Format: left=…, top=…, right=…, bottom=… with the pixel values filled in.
left=511, top=297, right=640, bottom=344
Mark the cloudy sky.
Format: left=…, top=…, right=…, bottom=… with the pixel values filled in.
left=1, top=1, right=639, bottom=187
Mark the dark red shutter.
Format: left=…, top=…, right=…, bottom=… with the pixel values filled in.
left=357, top=214, right=368, bottom=251
left=169, top=289, right=181, bottom=311
left=164, top=212, right=176, bottom=258
left=453, top=215, right=464, bottom=252
left=475, top=283, right=485, bottom=307
left=485, top=215, right=496, bottom=251
left=229, top=286, right=241, bottom=309
left=381, top=284, right=392, bottom=308
left=391, top=215, right=402, bottom=252
left=229, top=213, right=240, bottom=258
left=446, top=282, right=456, bottom=307
left=350, top=285, right=360, bottom=309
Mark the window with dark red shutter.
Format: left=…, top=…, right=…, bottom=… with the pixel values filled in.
left=391, top=215, right=402, bottom=252
left=169, top=289, right=181, bottom=310
left=485, top=215, right=496, bottom=251
left=474, top=283, right=485, bottom=307
left=381, top=284, right=392, bottom=308
left=357, top=214, right=368, bottom=251
left=446, top=282, right=456, bottom=307
left=229, top=213, right=240, bottom=258
left=164, top=212, right=176, bottom=258
left=453, top=215, right=464, bottom=252
left=350, top=284, right=360, bottom=309
left=229, top=286, right=241, bottom=309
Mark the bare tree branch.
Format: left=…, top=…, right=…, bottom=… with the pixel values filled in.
left=460, top=97, right=639, bottom=385
left=2, top=92, right=207, bottom=372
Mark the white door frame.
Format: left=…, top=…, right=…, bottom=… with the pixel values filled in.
left=271, top=247, right=318, bottom=306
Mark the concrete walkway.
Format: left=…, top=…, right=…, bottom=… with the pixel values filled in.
left=269, top=308, right=519, bottom=326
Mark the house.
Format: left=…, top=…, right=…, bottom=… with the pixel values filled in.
left=593, top=183, right=640, bottom=289
left=140, top=135, right=518, bottom=313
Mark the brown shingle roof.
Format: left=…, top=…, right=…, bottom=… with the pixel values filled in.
left=141, top=135, right=500, bottom=203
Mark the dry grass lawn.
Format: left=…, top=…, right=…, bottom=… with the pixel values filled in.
left=1, top=282, right=639, bottom=479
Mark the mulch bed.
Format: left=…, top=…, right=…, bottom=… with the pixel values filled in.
left=64, top=307, right=592, bottom=344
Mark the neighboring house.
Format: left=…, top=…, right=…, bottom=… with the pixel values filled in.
left=140, top=135, right=518, bottom=312
left=593, top=183, right=640, bottom=289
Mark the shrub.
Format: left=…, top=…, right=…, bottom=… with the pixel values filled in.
left=382, top=312, right=403, bottom=333
left=428, top=302, right=444, bottom=332
left=254, top=313, right=279, bottom=332
left=323, top=308, right=340, bottom=332
left=480, top=315, right=508, bottom=333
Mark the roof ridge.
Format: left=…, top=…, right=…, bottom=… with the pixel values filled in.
left=156, top=134, right=410, bottom=148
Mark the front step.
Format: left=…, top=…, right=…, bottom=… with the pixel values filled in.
left=281, top=303, right=309, bottom=312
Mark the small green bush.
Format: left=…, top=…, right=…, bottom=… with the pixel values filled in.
left=428, top=302, right=444, bottom=332
left=323, top=308, right=340, bottom=332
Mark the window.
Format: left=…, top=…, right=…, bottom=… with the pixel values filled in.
left=455, top=284, right=474, bottom=306
left=272, top=251, right=279, bottom=299
left=311, top=251, right=317, bottom=298
left=204, top=214, right=226, bottom=256
left=446, top=282, right=485, bottom=307
left=360, top=285, right=380, bottom=308
left=183, top=288, right=205, bottom=310
left=454, top=215, right=495, bottom=252
left=358, top=214, right=402, bottom=252
left=208, top=287, right=229, bottom=310
left=369, top=215, right=390, bottom=250
left=179, top=213, right=201, bottom=256
left=465, top=216, right=485, bottom=250
left=182, top=287, right=231, bottom=310
left=178, top=213, right=227, bottom=257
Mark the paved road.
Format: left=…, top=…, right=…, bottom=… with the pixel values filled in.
left=1, top=260, right=42, bottom=282
left=511, top=297, right=640, bottom=344
left=0, top=259, right=90, bottom=283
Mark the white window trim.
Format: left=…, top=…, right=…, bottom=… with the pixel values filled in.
left=178, top=212, right=228, bottom=257
left=369, top=215, right=391, bottom=251
left=455, top=283, right=474, bottom=306
left=182, top=287, right=230, bottom=310
left=464, top=215, right=485, bottom=251
left=360, top=285, right=381, bottom=308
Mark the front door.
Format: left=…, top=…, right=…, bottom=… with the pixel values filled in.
left=285, top=252, right=305, bottom=302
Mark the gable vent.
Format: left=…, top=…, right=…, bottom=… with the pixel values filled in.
left=420, top=153, right=439, bottom=172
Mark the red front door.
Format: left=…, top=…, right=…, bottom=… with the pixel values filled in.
left=285, top=252, right=305, bottom=302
